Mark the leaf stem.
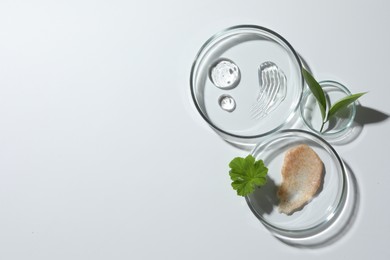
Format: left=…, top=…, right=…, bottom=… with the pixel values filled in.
left=320, top=121, right=325, bottom=133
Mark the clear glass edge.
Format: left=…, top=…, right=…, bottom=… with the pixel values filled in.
left=189, top=24, right=304, bottom=140
left=300, top=80, right=357, bottom=137
left=245, top=129, right=348, bottom=239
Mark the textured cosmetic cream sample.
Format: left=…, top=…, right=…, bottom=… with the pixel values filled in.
left=277, top=144, right=324, bottom=215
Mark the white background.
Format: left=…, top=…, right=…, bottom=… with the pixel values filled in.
left=0, top=0, right=389, bottom=259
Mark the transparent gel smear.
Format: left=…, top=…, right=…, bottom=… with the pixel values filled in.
left=251, top=61, right=287, bottom=119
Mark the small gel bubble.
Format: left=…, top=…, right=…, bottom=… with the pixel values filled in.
left=219, top=94, right=236, bottom=112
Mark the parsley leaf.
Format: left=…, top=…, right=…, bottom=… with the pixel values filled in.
left=229, top=155, right=268, bottom=196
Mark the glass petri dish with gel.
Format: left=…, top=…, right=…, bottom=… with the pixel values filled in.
left=190, top=25, right=304, bottom=146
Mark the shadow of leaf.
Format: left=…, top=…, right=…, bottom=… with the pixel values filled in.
left=246, top=177, right=279, bottom=216
left=354, top=105, right=389, bottom=125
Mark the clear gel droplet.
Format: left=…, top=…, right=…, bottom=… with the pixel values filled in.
left=219, top=94, right=236, bottom=112
left=210, top=59, right=240, bottom=89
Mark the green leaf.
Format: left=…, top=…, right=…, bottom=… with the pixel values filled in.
left=328, top=92, right=366, bottom=120
left=228, top=155, right=268, bottom=197
left=302, top=68, right=327, bottom=121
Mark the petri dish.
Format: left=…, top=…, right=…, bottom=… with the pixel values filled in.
left=300, top=80, right=357, bottom=142
left=245, top=129, right=347, bottom=242
left=190, top=25, right=304, bottom=146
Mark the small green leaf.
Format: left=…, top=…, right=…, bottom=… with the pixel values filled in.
left=328, top=92, right=366, bottom=120
left=229, top=157, right=246, bottom=173
left=228, top=155, right=268, bottom=197
left=302, top=68, right=327, bottom=121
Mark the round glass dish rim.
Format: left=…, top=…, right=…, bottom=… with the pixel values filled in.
left=300, top=80, right=357, bottom=137
left=189, top=24, right=304, bottom=140
left=244, top=129, right=348, bottom=234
